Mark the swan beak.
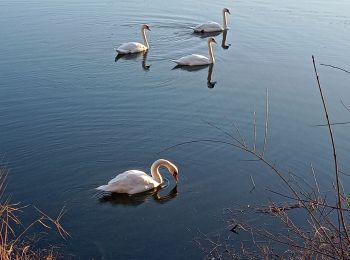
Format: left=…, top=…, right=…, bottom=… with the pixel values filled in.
left=227, top=9, right=231, bottom=14
left=212, top=38, right=217, bottom=44
left=173, top=171, right=179, bottom=182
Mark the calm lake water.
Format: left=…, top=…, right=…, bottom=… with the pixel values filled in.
left=1, top=0, right=350, bottom=258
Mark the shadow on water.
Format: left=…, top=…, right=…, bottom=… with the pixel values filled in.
left=98, top=185, right=178, bottom=206
left=172, top=64, right=216, bottom=88
left=115, top=50, right=150, bottom=71
left=193, top=29, right=230, bottom=49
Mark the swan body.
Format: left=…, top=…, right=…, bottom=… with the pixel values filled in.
left=116, top=24, right=150, bottom=54
left=192, top=22, right=223, bottom=33
left=96, top=159, right=179, bottom=195
left=173, top=54, right=211, bottom=66
left=192, top=8, right=231, bottom=33
left=172, top=37, right=217, bottom=66
left=116, top=42, right=147, bottom=54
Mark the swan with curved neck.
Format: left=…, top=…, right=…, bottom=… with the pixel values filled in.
left=115, top=24, right=151, bottom=54
left=192, top=8, right=231, bottom=33
left=96, top=159, right=179, bottom=195
left=172, top=37, right=217, bottom=66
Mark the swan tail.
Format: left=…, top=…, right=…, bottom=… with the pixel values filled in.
left=96, top=185, right=110, bottom=191
left=189, top=26, right=199, bottom=31
left=171, top=60, right=181, bottom=65
left=115, top=48, right=128, bottom=54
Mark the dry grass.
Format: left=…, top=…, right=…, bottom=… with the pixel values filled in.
left=0, top=163, right=69, bottom=260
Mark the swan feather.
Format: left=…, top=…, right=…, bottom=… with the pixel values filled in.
left=96, top=170, right=160, bottom=194
left=192, top=22, right=223, bottom=33
left=172, top=54, right=210, bottom=66
left=116, top=42, right=148, bottom=54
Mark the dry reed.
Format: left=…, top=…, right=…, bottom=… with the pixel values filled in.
left=0, top=163, right=69, bottom=260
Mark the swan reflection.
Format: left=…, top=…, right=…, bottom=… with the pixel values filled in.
left=207, top=64, right=216, bottom=88
left=172, top=64, right=216, bottom=88
left=98, top=185, right=177, bottom=206
left=193, top=29, right=230, bottom=49
left=115, top=50, right=150, bottom=71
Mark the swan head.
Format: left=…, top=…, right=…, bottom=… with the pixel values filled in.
left=223, top=8, right=231, bottom=15
left=164, top=160, right=179, bottom=183
left=208, top=37, right=217, bottom=44
left=142, top=24, right=151, bottom=31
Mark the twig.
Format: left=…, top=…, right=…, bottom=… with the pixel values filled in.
left=202, top=119, right=243, bottom=146
left=312, top=121, right=350, bottom=127
left=249, top=175, right=256, bottom=193
left=341, top=99, right=350, bottom=113
left=232, top=121, right=247, bottom=148
left=312, top=56, right=350, bottom=246
left=310, top=163, right=320, bottom=195
left=261, top=89, right=269, bottom=158
left=253, top=109, right=257, bottom=152
left=320, top=63, right=350, bottom=74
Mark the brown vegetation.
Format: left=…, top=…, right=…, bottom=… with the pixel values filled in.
left=0, top=164, right=69, bottom=260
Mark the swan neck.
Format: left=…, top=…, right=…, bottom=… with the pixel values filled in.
left=208, top=42, right=215, bottom=64
left=223, top=11, right=228, bottom=29
left=141, top=28, right=149, bottom=49
left=150, top=161, right=164, bottom=184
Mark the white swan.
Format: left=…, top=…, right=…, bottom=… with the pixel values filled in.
left=96, top=159, right=179, bottom=195
left=192, top=8, right=231, bottom=33
left=172, top=37, right=217, bottom=66
left=115, top=24, right=151, bottom=54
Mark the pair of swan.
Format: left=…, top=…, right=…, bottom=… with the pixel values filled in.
left=115, top=8, right=230, bottom=66
left=96, top=159, right=179, bottom=195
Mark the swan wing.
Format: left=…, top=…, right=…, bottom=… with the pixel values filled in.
left=116, top=42, right=147, bottom=54
left=172, top=54, right=210, bottom=66
left=97, top=170, right=160, bottom=194
left=192, top=22, right=223, bottom=33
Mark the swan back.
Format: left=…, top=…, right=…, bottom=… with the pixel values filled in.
left=192, top=22, right=223, bottom=33
left=116, top=42, right=147, bottom=54
left=172, top=54, right=210, bottom=66
left=96, top=170, right=160, bottom=194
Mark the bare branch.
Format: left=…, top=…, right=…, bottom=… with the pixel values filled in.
left=320, top=63, right=350, bottom=74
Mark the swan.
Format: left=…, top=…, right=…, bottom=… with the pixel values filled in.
left=191, top=8, right=231, bottom=33
left=115, top=24, right=151, bottom=54
left=172, top=37, right=217, bottom=66
left=96, top=159, right=179, bottom=195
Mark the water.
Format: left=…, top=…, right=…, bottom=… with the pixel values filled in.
left=1, top=0, right=350, bottom=258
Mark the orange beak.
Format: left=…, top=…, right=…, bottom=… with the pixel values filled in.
left=174, top=172, right=179, bottom=182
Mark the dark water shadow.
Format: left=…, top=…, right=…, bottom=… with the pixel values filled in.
left=193, top=31, right=222, bottom=39
left=115, top=50, right=150, bottom=71
left=172, top=64, right=217, bottom=88
left=98, top=185, right=178, bottom=206
left=221, top=30, right=230, bottom=49
left=193, top=30, right=230, bottom=49
left=207, top=64, right=216, bottom=88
